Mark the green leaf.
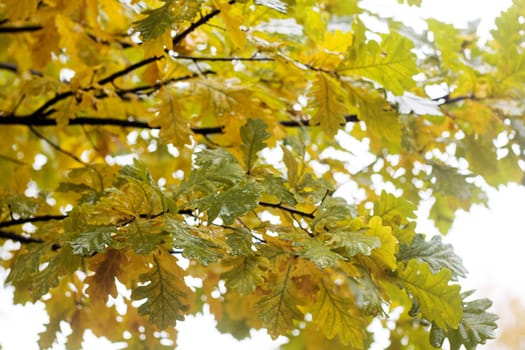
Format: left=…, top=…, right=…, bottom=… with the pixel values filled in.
left=396, top=260, right=462, bottom=330
left=295, top=236, right=343, bottom=269
left=350, top=273, right=386, bottom=316
left=134, top=3, right=176, bottom=41
left=56, top=182, right=94, bottom=194
left=131, top=251, right=192, bottom=329
left=184, top=149, right=245, bottom=192
left=68, top=225, right=117, bottom=256
left=240, top=118, right=270, bottom=172
left=32, top=246, right=81, bottom=302
left=398, top=234, right=468, bottom=279
left=166, top=218, right=224, bottom=265
left=198, top=179, right=262, bottom=225
left=119, top=160, right=178, bottom=214
left=6, top=194, right=40, bottom=218
left=342, top=33, right=417, bottom=95
left=444, top=291, right=498, bottom=350
left=134, top=0, right=202, bottom=41
left=124, top=218, right=170, bottom=255
left=311, top=196, right=354, bottom=231
left=254, top=0, right=287, bottom=13
left=260, top=174, right=297, bottom=206
left=226, top=227, right=253, bottom=255
left=295, top=173, right=333, bottom=203
left=222, top=255, right=270, bottom=294
left=182, top=149, right=262, bottom=224
left=327, top=228, right=381, bottom=257
left=311, top=280, right=367, bottom=347
left=5, top=244, right=48, bottom=296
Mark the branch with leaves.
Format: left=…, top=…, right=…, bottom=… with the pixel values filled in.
left=0, top=0, right=516, bottom=348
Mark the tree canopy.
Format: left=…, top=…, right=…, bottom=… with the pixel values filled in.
left=4, top=0, right=524, bottom=348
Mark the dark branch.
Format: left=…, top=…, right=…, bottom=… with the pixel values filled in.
left=173, top=55, right=273, bottom=62
left=0, top=116, right=153, bottom=128
left=0, top=24, right=43, bottom=33
left=0, top=215, right=68, bottom=229
left=97, top=55, right=163, bottom=85
left=115, top=70, right=215, bottom=96
left=96, top=1, right=235, bottom=87
left=171, top=0, right=235, bottom=47
left=259, top=201, right=315, bottom=219
left=280, top=115, right=359, bottom=127
left=29, top=126, right=88, bottom=165
left=432, top=94, right=477, bottom=104
left=30, top=91, right=74, bottom=117
left=0, top=62, right=43, bottom=76
left=0, top=230, right=44, bottom=243
left=0, top=114, right=360, bottom=134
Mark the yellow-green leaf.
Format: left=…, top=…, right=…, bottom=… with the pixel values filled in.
left=396, top=259, right=463, bottom=329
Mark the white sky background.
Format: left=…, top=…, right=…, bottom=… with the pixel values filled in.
left=0, top=1, right=521, bottom=349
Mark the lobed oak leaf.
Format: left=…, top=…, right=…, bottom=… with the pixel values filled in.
left=310, top=281, right=367, bottom=347
left=257, top=257, right=305, bottom=337
left=240, top=118, right=270, bottom=172
left=307, top=73, right=349, bottom=136
left=341, top=33, right=417, bottom=95
left=85, top=248, right=127, bottom=303
left=396, top=259, right=463, bottom=330
left=366, top=216, right=398, bottom=271
left=131, top=249, right=193, bottom=329
left=398, top=234, right=468, bottom=280
left=222, top=255, right=270, bottom=294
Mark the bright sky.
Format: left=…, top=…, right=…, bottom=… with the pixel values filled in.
left=0, top=1, right=519, bottom=349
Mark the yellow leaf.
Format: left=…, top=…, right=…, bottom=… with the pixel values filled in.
left=310, top=280, right=366, bottom=347
left=453, top=100, right=495, bottom=135
left=150, top=89, right=192, bottom=148
left=3, top=0, right=38, bottom=20
left=213, top=0, right=247, bottom=50
left=322, top=30, right=354, bottom=53
left=308, top=73, right=349, bottom=136
left=366, top=216, right=398, bottom=271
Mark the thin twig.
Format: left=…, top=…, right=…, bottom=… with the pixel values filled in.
left=29, top=126, right=88, bottom=166
left=0, top=62, right=43, bottom=76
left=173, top=55, right=273, bottom=62
left=258, top=201, right=315, bottom=219
left=0, top=215, right=68, bottom=229
left=0, top=154, right=27, bottom=165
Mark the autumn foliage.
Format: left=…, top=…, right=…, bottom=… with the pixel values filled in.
left=5, top=0, right=525, bottom=348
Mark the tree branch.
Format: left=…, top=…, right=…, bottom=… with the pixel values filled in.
left=97, top=55, right=164, bottom=85
left=171, top=0, right=235, bottom=47
left=0, top=215, right=68, bottom=229
left=432, top=94, right=477, bottom=104
left=29, top=126, right=88, bottom=165
left=258, top=201, right=315, bottom=219
left=0, top=24, right=43, bottom=33
left=96, top=1, right=234, bottom=87
left=0, top=62, right=43, bottom=76
left=0, top=230, right=44, bottom=243
left=172, top=55, right=273, bottom=62
left=0, top=114, right=360, bottom=134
